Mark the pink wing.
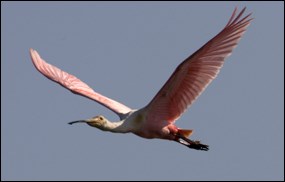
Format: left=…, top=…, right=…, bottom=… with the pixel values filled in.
left=30, top=49, right=132, bottom=118
left=145, top=7, right=252, bottom=123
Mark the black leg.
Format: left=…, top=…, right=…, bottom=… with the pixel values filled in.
left=175, top=134, right=209, bottom=151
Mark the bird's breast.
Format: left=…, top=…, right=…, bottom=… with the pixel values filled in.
left=126, top=111, right=174, bottom=139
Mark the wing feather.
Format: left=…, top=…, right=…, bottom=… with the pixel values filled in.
left=30, top=49, right=132, bottom=118
left=144, top=7, right=252, bottom=123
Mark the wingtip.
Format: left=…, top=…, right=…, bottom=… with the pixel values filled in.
left=30, top=48, right=40, bottom=59
left=29, top=48, right=37, bottom=57
left=30, top=48, right=36, bottom=58
left=29, top=48, right=35, bottom=53
left=29, top=48, right=42, bottom=70
left=226, top=6, right=252, bottom=27
left=29, top=48, right=34, bottom=58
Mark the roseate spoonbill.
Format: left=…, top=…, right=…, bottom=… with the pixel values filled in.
left=30, top=7, right=252, bottom=151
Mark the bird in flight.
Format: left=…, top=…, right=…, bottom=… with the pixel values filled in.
left=30, top=7, right=252, bottom=151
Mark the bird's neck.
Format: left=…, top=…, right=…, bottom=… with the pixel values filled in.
left=100, top=120, right=130, bottom=133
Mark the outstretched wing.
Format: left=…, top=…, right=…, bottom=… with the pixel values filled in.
left=30, top=49, right=132, bottom=118
left=144, top=7, right=252, bottom=123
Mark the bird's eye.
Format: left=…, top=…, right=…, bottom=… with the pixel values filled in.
left=99, top=116, right=103, bottom=120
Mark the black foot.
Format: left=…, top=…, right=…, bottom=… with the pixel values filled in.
left=175, top=134, right=209, bottom=151
left=186, top=140, right=209, bottom=151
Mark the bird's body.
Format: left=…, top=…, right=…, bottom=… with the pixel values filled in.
left=70, top=110, right=177, bottom=140
left=30, top=7, right=252, bottom=151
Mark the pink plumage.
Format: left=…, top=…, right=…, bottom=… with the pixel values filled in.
left=30, top=7, right=252, bottom=151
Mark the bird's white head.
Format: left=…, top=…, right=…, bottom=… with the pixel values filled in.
left=69, top=115, right=129, bottom=133
left=69, top=115, right=108, bottom=130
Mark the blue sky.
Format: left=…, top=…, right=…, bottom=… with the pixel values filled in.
left=2, top=2, right=284, bottom=180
